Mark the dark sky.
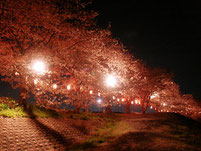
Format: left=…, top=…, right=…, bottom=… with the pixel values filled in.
left=93, top=0, right=201, bottom=100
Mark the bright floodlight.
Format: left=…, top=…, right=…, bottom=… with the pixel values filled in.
left=105, top=75, right=117, bottom=87
left=32, top=60, right=46, bottom=75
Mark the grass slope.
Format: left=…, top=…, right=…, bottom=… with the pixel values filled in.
left=0, top=103, right=59, bottom=118
left=67, top=113, right=201, bottom=151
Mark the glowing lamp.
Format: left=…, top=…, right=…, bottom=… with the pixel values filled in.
left=15, top=72, right=19, bottom=76
left=89, top=90, right=93, bottom=94
left=117, top=98, right=120, bottom=102
left=113, top=96, right=115, bottom=100
left=122, top=98, right=124, bottom=102
left=53, top=84, right=57, bottom=89
left=105, top=75, right=117, bottom=87
left=32, top=60, right=46, bottom=75
left=34, top=79, right=38, bottom=84
left=98, top=92, right=101, bottom=96
left=67, top=85, right=71, bottom=90
left=131, top=101, right=134, bottom=104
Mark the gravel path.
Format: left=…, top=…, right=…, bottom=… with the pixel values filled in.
left=0, top=117, right=87, bottom=151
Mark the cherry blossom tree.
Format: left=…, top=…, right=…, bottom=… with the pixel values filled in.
left=148, top=78, right=201, bottom=119
left=0, top=0, right=98, bottom=109
left=135, top=66, right=173, bottom=114
left=32, top=29, right=133, bottom=112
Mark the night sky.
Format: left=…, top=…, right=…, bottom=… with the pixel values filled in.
left=93, top=0, right=201, bottom=100
left=0, top=0, right=200, bottom=102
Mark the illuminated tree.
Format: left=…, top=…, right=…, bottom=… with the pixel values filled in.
left=148, top=76, right=201, bottom=119
left=149, top=77, right=181, bottom=111
left=122, top=59, right=145, bottom=113
left=0, top=0, right=98, bottom=108
left=136, top=66, right=173, bottom=114
left=34, top=29, right=131, bottom=112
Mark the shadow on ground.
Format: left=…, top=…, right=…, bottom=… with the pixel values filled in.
left=25, top=108, right=72, bottom=147
left=101, top=131, right=201, bottom=151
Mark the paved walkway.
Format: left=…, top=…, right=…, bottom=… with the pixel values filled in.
left=0, top=117, right=87, bottom=151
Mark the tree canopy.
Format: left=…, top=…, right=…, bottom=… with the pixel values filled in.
left=0, top=0, right=200, bottom=119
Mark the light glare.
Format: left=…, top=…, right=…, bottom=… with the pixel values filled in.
left=32, top=60, right=46, bottom=75
left=67, top=85, right=71, bottom=90
left=53, top=84, right=57, bottom=89
left=105, top=75, right=117, bottom=87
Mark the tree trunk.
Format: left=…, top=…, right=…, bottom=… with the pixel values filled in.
left=126, top=102, right=130, bottom=114
left=105, top=105, right=112, bottom=114
left=141, top=97, right=150, bottom=114
left=155, top=106, right=159, bottom=112
left=19, top=87, right=28, bottom=110
left=141, top=101, right=145, bottom=114
left=144, top=100, right=149, bottom=113
left=74, top=104, right=80, bottom=113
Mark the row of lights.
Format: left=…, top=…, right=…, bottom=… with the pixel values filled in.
left=30, top=60, right=166, bottom=111
left=35, top=79, right=166, bottom=111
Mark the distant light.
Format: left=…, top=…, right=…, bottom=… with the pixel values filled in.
left=53, top=84, right=57, bottom=89
left=131, top=101, right=134, bottom=104
left=32, top=60, right=46, bottom=75
left=97, top=99, right=102, bottom=104
left=135, top=100, right=138, bottom=104
left=150, top=106, right=153, bottom=109
left=90, top=90, right=93, bottom=94
left=34, top=79, right=38, bottom=84
left=150, top=93, right=158, bottom=99
left=105, top=75, right=117, bottom=87
left=139, top=101, right=141, bottom=105
left=98, top=92, right=101, bottom=96
left=113, top=96, right=115, bottom=100
left=122, top=98, right=124, bottom=102
left=163, top=103, right=166, bottom=106
left=67, top=85, right=71, bottom=90
left=117, top=98, right=120, bottom=102
left=15, top=72, right=19, bottom=76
